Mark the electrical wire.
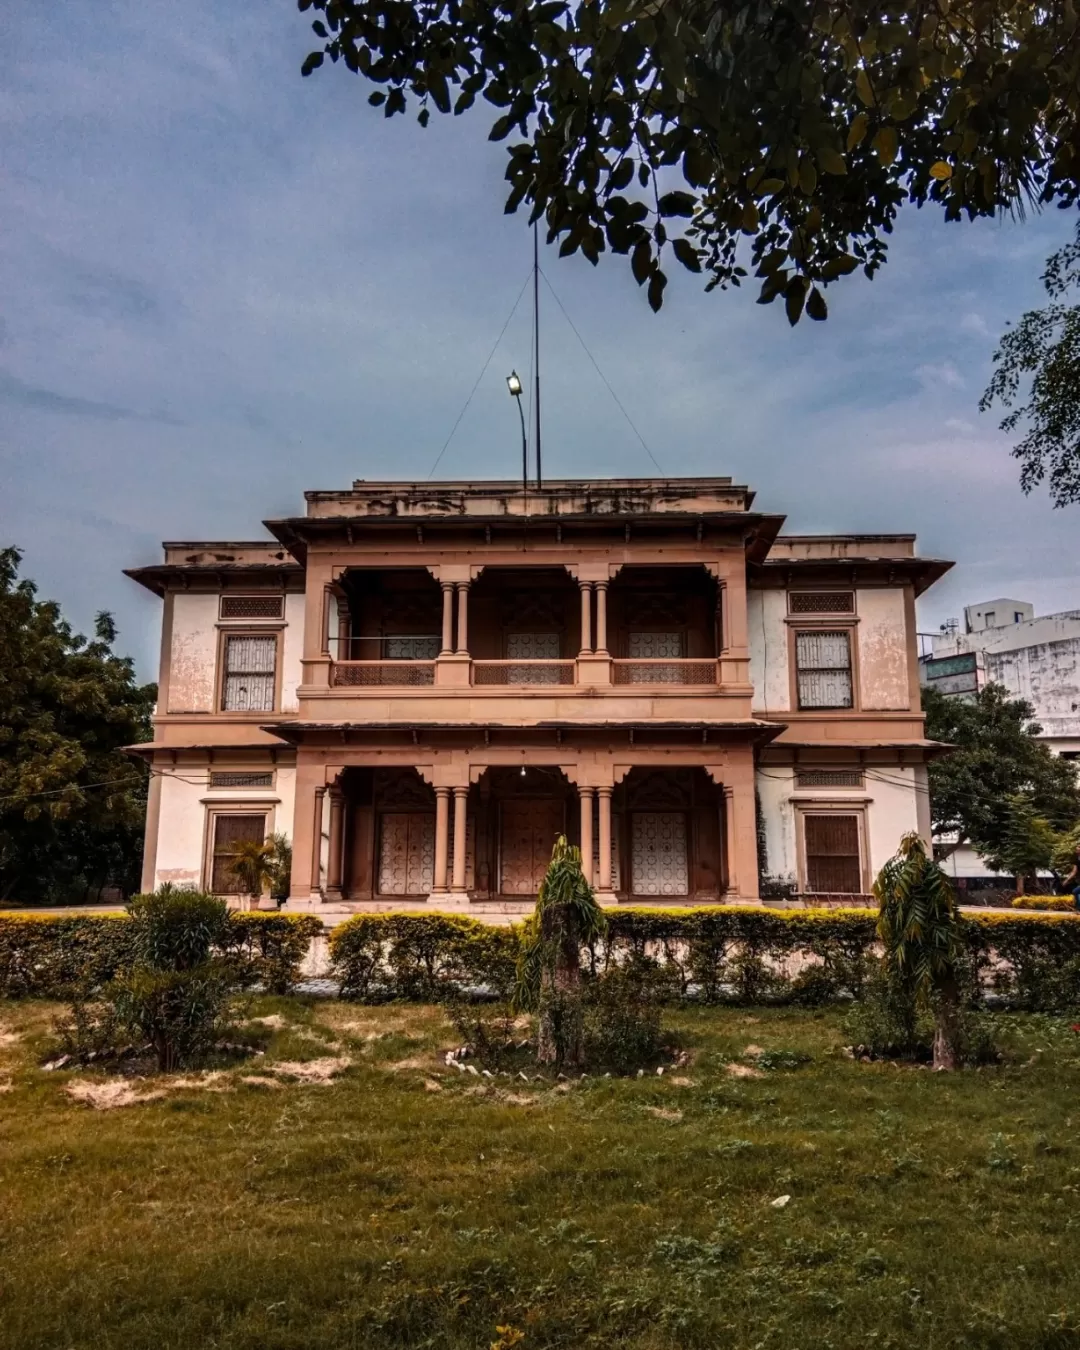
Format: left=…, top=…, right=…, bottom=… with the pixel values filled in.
left=538, top=265, right=665, bottom=476
left=426, top=269, right=533, bottom=481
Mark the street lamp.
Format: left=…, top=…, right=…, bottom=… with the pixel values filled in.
left=506, top=370, right=527, bottom=490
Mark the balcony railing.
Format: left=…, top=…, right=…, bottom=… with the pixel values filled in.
left=330, top=660, right=436, bottom=687
left=612, top=659, right=719, bottom=686
left=472, top=660, right=576, bottom=686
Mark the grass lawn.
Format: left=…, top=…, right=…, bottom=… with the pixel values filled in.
left=2, top=999, right=1080, bottom=1349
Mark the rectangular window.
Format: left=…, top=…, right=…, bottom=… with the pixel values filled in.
left=789, top=592, right=855, bottom=615
left=627, top=631, right=686, bottom=658
left=384, top=636, right=440, bottom=660
left=210, top=813, right=267, bottom=893
left=220, top=595, right=284, bottom=620
left=794, top=768, right=864, bottom=789
left=795, top=630, right=853, bottom=709
left=222, top=634, right=277, bottom=712
left=209, top=771, right=274, bottom=789
left=804, top=814, right=862, bottom=893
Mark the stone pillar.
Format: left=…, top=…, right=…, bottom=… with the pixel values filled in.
left=440, top=583, right=455, bottom=656
left=597, top=786, right=613, bottom=892
left=451, top=786, right=469, bottom=893
left=325, top=788, right=345, bottom=900
left=595, top=581, right=609, bottom=656
left=310, top=787, right=326, bottom=893
left=722, top=786, right=737, bottom=896
left=456, top=583, right=469, bottom=655
left=433, top=786, right=451, bottom=893
left=579, top=786, right=595, bottom=886
left=140, top=763, right=163, bottom=894
left=288, top=760, right=325, bottom=902
left=578, top=581, right=593, bottom=655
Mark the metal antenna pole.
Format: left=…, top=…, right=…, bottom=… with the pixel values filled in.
left=533, top=220, right=542, bottom=490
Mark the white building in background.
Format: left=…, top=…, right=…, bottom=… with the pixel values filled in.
left=921, top=598, right=1080, bottom=891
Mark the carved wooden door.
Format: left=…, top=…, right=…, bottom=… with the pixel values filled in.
left=499, top=798, right=565, bottom=895
left=630, top=811, right=689, bottom=896
left=377, top=812, right=435, bottom=895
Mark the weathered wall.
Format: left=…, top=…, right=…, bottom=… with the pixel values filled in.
left=281, top=592, right=305, bottom=712
left=150, top=763, right=294, bottom=892
left=865, top=767, right=920, bottom=872
left=986, top=637, right=1080, bottom=740
left=167, top=594, right=219, bottom=713
left=748, top=589, right=790, bottom=713
left=756, top=766, right=798, bottom=888
left=857, top=588, right=910, bottom=711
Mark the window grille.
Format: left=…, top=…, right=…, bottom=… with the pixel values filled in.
left=220, top=595, right=284, bottom=620
left=794, top=769, right=864, bottom=789
left=384, top=635, right=441, bottom=660
left=627, top=631, right=686, bottom=659
left=804, top=814, right=862, bottom=893
left=222, top=634, right=277, bottom=712
left=210, top=814, right=267, bottom=893
left=789, top=592, right=855, bottom=614
left=795, top=630, right=853, bottom=708
left=504, top=632, right=562, bottom=684
left=210, top=771, right=274, bottom=789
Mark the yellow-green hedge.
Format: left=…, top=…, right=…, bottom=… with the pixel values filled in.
left=0, top=912, right=324, bottom=999
left=1011, top=895, right=1077, bottom=912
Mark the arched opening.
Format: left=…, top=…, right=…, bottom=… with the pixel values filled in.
left=613, top=768, right=725, bottom=901
left=472, top=765, right=578, bottom=898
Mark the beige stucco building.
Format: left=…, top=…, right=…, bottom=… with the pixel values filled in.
left=126, top=477, right=949, bottom=914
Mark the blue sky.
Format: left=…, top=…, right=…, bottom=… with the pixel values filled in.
left=3, top=0, right=1078, bottom=678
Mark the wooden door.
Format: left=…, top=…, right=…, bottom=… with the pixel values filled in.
left=630, top=811, right=689, bottom=896
left=377, top=812, right=435, bottom=895
left=499, top=798, right=565, bottom=895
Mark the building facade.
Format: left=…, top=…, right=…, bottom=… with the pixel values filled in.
left=126, top=478, right=948, bottom=913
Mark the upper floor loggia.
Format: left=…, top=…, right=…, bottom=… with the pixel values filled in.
left=263, top=476, right=780, bottom=725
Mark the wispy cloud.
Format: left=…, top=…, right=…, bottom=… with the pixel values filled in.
left=0, top=370, right=181, bottom=424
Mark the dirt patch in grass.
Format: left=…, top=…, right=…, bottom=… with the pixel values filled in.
left=385, top=1055, right=434, bottom=1073
left=0, top=1027, right=22, bottom=1047
left=270, top=1056, right=351, bottom=1084
left=65, top=1080, right=166, bottom=1110
left=240, top=1074, right=285, bottom=1090
left=725, top=1062, right=764, bottom=1079
left=250, top=1014, right=288, bottom=1030
left=645, top=1106, right=684, bottom=1122
left=0, top=1077, right=12, bottom=1093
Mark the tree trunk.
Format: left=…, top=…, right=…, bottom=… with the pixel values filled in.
left=1015, top=873, right=1027, bottom=896
left=537, top=910, right=584, bottom=1068
left=933, top=974, right=961, bottom=1071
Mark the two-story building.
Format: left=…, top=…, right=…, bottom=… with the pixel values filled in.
left=125, top=477, right=949, bottom=912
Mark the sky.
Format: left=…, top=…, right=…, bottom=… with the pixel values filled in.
left=2, top=1, right=1079, bottom=679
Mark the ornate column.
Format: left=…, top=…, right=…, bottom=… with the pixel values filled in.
left=451, top=786, right=469, bottom=893
left=310, top=787, right=326, bottom=893
left=578, top=581, right=593, bottom=655
left=722, top=786, right=737, bottom=897
left=440, top=582, right=455, bottom=656
left=456, top=582, right=469, bottom=655
left=579, top=786, right=595, bottom=886
left=433, top=786, right=451, bottom=893
left=597, top=786, right=613, bottom=892
left=325, top=787, right=345, bottom=900
left=595, top=581, right=610, bottom=656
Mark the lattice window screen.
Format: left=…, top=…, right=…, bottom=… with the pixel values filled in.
left=789, top=592, right=855, bottom=614
left=627, top=631, right=686, bottom=658
left=220, top=595, right=284, bottom=619
left=794, top=769, right=864, bottom=789
left=795, top=630, right=853, bottom=708
left=630, top=812, right=689, bottom=896
left=384, top=636, right=440, bottom=660
left=210, top=771, right=274, bottom=789
left=804, top=814, right=862, bottom=893
left=222, top=635, right=277, bottom=712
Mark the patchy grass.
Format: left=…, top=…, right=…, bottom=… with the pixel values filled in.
left=2, top=1000, right=1080, bottom=1348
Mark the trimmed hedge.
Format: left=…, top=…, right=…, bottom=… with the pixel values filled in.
left=329, top=906, right=1080, bottom=1012
left=7, top=906, right=1080, bottom=1012
left=1011, top=894, right=1077, bottom=912
left=0, top=912, right=324, bottom=999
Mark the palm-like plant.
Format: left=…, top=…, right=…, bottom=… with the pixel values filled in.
left=227, top=838, right=276, bottom=911
left=874, top=832, right=963, bottom=1070
left=515, top=835, right=606, bottom=1068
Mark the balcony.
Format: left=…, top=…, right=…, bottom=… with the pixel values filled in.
left=472, top=660, right=576, bottom=686
left=613, top=659, right=719, bottom=686
left=330, top=659, right=436, bottom=688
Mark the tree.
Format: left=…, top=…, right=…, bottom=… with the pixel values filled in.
left=987, top=794, right=1060, bottom=894
left=0, top=547, right=156, bottom=903
left=226, top=832, right=294, bottom=909
left=300, top=0, right=1080, bottom=321
left=515, top=835, right=605, bottom=1068
left=874, top=832, right=962, bottom=1070
left=981, top=217, right=1080, bottom=505
left=923, top=683, right=1080, bottom=865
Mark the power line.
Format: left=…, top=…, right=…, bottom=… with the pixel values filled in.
left=538, top=265, right=665, bottom=476
left=426, top=270, right=533, bottom=481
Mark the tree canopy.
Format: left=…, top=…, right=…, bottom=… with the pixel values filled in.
left=300, top=0, right=1080, bottom=321
left=0, top=547, right=156, bottom=902
left=981, top=217, right=1080, bottom=506
left=922, top=683, right=1080, bottom=863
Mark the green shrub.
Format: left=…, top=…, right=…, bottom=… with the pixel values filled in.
left=1011, top=894, right=1076, bottom=911
left=0, top=915, right=135, bottom=998
left=221, top=913, right=324, bottom=995
left=582, top=960, right=674, bottom=1074
left=109, top=964, right=232, bottom=1072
